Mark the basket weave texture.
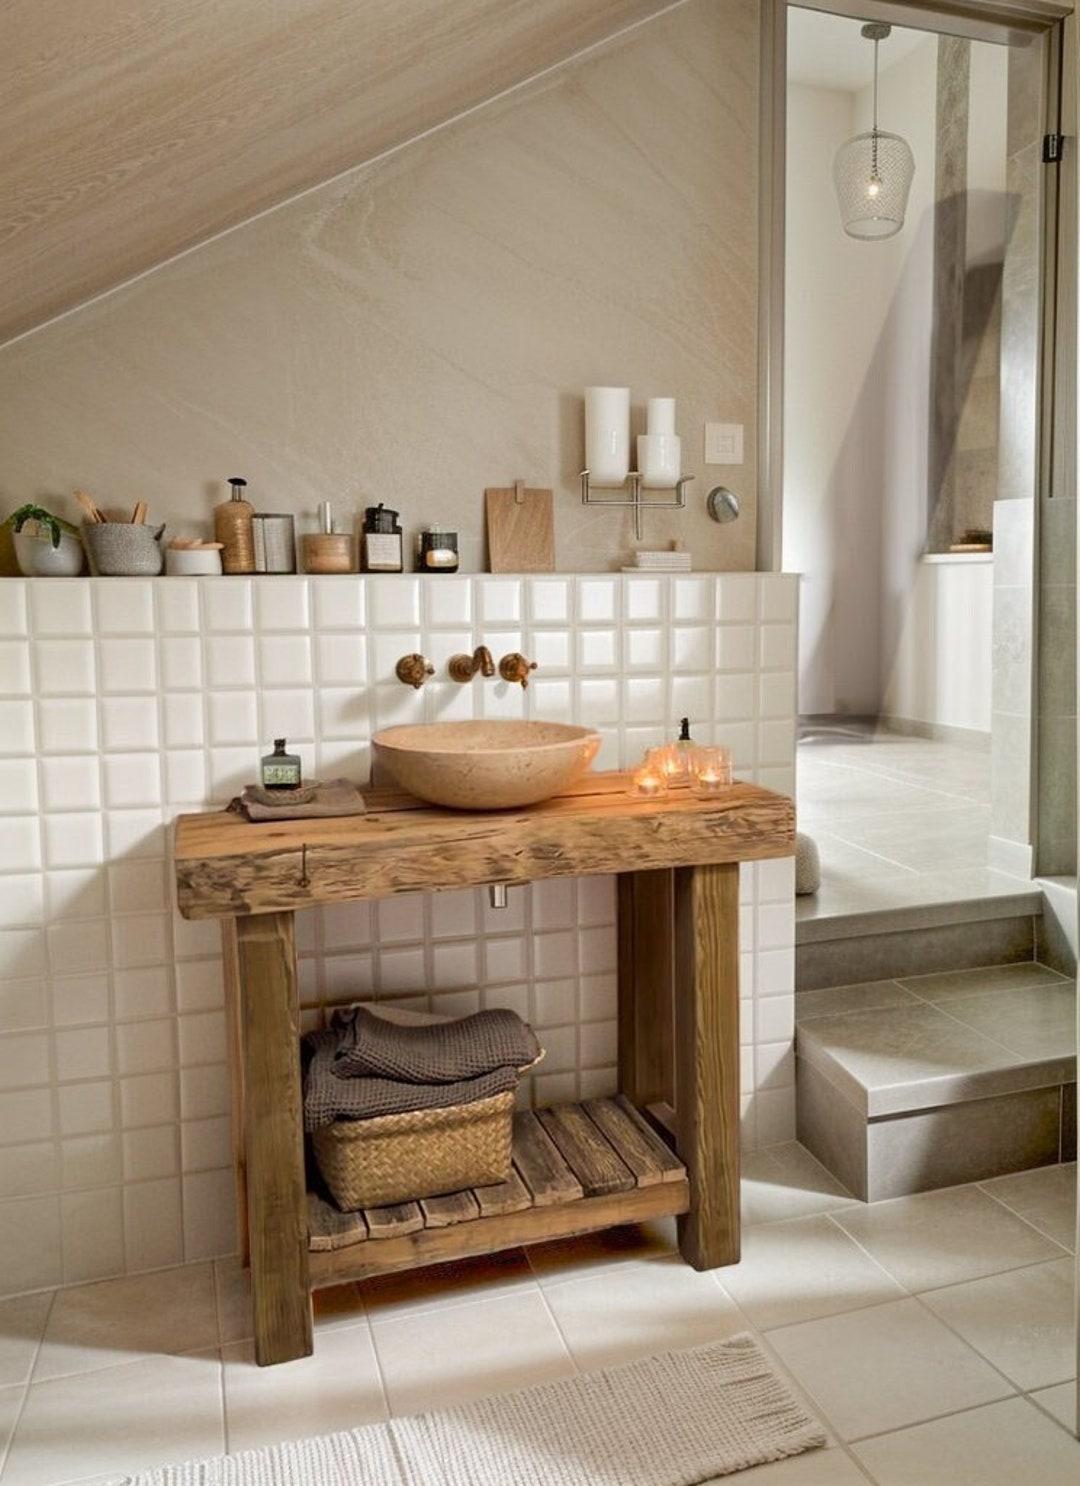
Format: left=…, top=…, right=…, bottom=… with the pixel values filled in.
left=311, top=1089, right=515, bottom=1210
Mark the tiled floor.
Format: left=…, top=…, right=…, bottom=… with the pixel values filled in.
left=796, top=731, right=1030, bottom=924
left=0, top=1146, right=1075, bottom=1485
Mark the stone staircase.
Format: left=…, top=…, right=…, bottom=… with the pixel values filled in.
left=794, top=895, right=1077, bottom=1201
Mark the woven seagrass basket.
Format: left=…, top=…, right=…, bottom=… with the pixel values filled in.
left=311, top=1089, right=515, bottom=1211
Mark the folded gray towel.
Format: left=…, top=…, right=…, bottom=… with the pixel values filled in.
left=302, top=1029, right=520, bottom=1130
left=330, top=1005, right=541, bottom=1085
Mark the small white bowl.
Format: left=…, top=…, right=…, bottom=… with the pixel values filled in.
left=166, top=548, right=223, bottom=576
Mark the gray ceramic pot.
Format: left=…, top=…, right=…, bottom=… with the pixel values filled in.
left=84, top=523, right=165, bottom=576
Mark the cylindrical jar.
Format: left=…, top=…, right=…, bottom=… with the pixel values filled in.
left=214, top=476, right=256, bottom=574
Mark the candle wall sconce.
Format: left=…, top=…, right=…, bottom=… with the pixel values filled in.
left=580, top=470, right=694, bottom=541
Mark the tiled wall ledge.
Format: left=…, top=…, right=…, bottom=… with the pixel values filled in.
left=0, top=573, right=798, bottom=1296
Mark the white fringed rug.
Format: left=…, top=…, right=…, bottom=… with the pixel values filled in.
left=129, top=1334, right=826, bottom=1486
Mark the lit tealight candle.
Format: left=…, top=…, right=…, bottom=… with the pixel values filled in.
left=689, top=745, right=732, bottom=796
left=631, top=767, right=667, bottom=799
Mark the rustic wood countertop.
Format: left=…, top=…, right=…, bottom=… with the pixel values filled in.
left=174, top=770, right=795, bottom=920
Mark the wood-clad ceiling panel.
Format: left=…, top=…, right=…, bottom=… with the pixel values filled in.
left=0, top=0, right=671, bottom=343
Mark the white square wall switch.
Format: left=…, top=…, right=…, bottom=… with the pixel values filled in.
left=705, top=422, right=744, bottom=465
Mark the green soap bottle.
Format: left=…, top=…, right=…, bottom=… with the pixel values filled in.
left=261, top=738, right=302, bottom=790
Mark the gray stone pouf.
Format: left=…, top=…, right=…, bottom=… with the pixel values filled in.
left=795, top=833, right=820, bottom=895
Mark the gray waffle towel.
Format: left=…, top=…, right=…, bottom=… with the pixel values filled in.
left=330, top=1005, right=541, bottom=1084
left=302, top=1028, right=521, bottom=1131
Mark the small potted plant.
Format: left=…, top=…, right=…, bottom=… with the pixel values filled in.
left=7, top=503, right=84, bottom=577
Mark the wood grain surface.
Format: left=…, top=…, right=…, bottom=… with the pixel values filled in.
left=174, top=773, right=794, bottom=919
left=1, top=0, right=673, bottom=342
left=236, top=912, right=313, bottom=1364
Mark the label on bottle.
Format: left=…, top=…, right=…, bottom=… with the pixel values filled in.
left=424, top=548, right=457, bottom=569
left=364, top=532, right=402, bottom=572
left=262, top=762, right=300, bottom=787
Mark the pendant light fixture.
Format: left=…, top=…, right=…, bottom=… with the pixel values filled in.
left=833, top=22, right=915, bottom=240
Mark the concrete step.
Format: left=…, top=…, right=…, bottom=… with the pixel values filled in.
left=796, top=888, right=1045, bottom=991
left=795, top=962, right=1076, bottom=1201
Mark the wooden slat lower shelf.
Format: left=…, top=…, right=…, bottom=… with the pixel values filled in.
left=306, top=1096, right=689, bottom=1288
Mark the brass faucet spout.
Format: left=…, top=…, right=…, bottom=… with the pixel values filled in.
left=448, top=645, right=496, bottom=683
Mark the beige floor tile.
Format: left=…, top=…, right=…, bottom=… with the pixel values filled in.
left=717, top=1215, right=903, bottom=1331
left=767, top=1298, right=1012, bottom=1441
left=359, top=1248, right=536, bottom=1321
left=900, top=962, right=1067, bottom=1002
left=0, top=1383, right=24, bottom=1469
left=0, top=1293, right=52, bottom=1387
left=715, top=1448, right=866, bottom=1483
left=981, top=1163, right=1076, bottom=1250
left=542, top=1255, right=745, bottom=1370
left=1030, top=1381, right=1079, bottom=1433
left=795, top=981, right=917, bottom=1021
left=854, top=1396, right=1080, bottom=1485
left=33, top=1264, right=218, bottom=1381
left=921, top=1259, right=1076, bottom=1390
left=742, top=1143, right=858, bottom=1225
left=222, top=1324, right=386, bottom=1453
left=833, top=1185, right=1066, bottom=1293
left=213, top=1259, right=366, bottom=1343
left=938, top=983, right=1076, bottom=1061
left=371, top=1288, right=573, bottom=1416
left=3, top=1351, right=224, bottom=1486
left=524, top=1217, right=677, bottom=1283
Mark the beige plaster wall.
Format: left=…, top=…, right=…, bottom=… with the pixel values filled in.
left=0, top=0, right=759, bottom=574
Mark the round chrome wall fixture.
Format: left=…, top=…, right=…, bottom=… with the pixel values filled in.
left=706, top=486, right=740, bottom=523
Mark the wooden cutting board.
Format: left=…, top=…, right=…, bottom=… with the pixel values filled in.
left=485, top=480, right=555, bottom=573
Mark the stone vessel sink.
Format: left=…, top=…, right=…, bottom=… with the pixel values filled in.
left=372, top=721, right=601, bottom=810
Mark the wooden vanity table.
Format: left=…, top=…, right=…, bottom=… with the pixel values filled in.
left=174, top=772, right=794, bottom=1365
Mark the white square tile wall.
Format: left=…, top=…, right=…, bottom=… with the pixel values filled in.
left=0, top=574, right=797, bottom=1293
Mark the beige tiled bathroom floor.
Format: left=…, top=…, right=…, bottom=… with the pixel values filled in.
left=796, top=733, right=1032, bottom=923
left=0, top=1147, right=1075, bottom=1485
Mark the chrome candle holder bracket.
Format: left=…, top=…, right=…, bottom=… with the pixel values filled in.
left=579, top=470, right=694, bottom=541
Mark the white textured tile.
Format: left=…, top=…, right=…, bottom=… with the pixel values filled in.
left=255, top=577, right=309, bottom=631
left=314, top=577, right=365, bottom=630
left=60, top=1187, right=124, bottom=1284
left=259, top=633, right=313, bottom=686
left=30, top=582, right=93, bottom=637
left=717, top=574, right=758, bottom=623
left=100, top=638, right=157, bottom=693
left=528, top=578, right=570, bottom=624
left=0, top=700, right=35, bottom=754
left=94, top=582, right=155, bottom=635
left=123, top=1176, right=183, bottom=1272
left=0, top=581, right=28, bottom=637
left=101, top=696, right=159, bottom=751
left=854, top=1396, right=1080, bottom=1486
left=204, top=579, right=252, bottom=632
left=577, top=577, right=617, bottom=623
left=206, top=634, right=256, bottom=688
left=623, top=577, right=664, bottom=622
left=372, top=1288, right=572, bottom=1415
left=0, top=639, right=31, bottom=695
left=157, top=579, right=201, bottom=633
left=769, top=1298, right=1012, bottom=1441
left=38, top=697, right=98, bottom=754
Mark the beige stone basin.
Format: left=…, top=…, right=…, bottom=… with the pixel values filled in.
left=371, top=721, right=601, bottom=810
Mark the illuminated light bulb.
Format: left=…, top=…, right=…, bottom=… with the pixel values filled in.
left=867, top=176, right=882, bottom=200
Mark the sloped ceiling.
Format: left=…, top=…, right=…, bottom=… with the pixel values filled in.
left=0, top=0, right=674, bottom=345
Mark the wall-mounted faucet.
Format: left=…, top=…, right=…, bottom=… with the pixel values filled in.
left=395, top=653, right=434, bottom=689
left=499, top=652, right=538, bottom=689
left=448, top=646, right=495, bottom=683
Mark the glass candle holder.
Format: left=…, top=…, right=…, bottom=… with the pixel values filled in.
left=646, top=743, right=689, bottom=786
left=689, top=745, right=732, bottom=796
left=631, top=763, right=669, bottom=800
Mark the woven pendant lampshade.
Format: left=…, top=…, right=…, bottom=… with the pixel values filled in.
left=833, top=23, right=915, bottom=240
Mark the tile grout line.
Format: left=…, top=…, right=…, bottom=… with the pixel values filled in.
left=1, top=1286, right=57, bottom=1478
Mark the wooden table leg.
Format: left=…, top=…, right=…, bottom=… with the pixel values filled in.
left=235, top=911, right=313, bottom=1365
left=673, top=861, right=740, bottom=1270
left=220, top=919, right=249, bottom=1268
left=617, top=870, right=675, bottom=1109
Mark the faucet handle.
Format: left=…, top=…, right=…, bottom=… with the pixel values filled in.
left=498, top=651, right=538, bottom=689
left=395, top=653, right=435, bottom=689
